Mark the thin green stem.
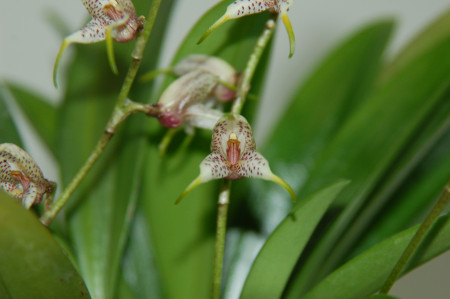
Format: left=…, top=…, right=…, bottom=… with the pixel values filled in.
left=212, top=180, right=231, bottom=299
left=231, top=16, right=276, bottom=115
left=40, top=0, right=162, bottom=226
left=379, top=180, right=450, bottom=294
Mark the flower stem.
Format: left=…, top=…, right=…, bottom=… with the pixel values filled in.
left=212, top=180, right=231, bottom=299
left=379, top=179, right=450, bottom=294
left=231, top=15, right=276, bottom=115
left=40, top=0, right=162, bottom=226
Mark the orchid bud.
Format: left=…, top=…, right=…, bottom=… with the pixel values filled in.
left=176, top=114, right=296, bottom=204
left=172, top=55, right=238, bottom=101
left=198, top=0, right=295, bottom=57
left=53, top=0, right=140, bottom=87
left=155, top=69, right=224, bottom=129
left=0, top=144, right=56, bottom=209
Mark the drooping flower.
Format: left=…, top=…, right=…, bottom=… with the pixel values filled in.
left=0, top=143, right=56, bottom=209
left=142, top=54, right=238, bottom=102
left=198, top=0, right=295, bottom=57
left=53, top=0, right=140, bottom=87
left=176, top=114, right=296, bottom=204
left=153, top=69, right=225, bottom=129
left=171, top=54, right=238, bottom=101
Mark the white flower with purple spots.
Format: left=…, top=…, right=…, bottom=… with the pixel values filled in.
left=53, top=0, right=140, bottom=87
left=0, top=144, right=56, bottom=209
left=199, top=0, right=295, bottom=57
left=176, top=113, right=296, bottom=204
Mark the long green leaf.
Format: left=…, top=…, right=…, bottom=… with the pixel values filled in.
left=0, top=191, right=90, bottom=299
left=302, top=214, right=450, bottom=299
left=250, top=21, right=393, bottom=235
left=240, top=180, right=349, bottom=298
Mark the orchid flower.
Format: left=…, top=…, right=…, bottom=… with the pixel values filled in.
left=176, top=114, right=296, bottom=204
left=0, top=143, right=56, bottom=209
left=53, top=0, right=140, bottom=87
left=198, top=0, right=295, bottom=57
left=154, top=69, right=224, bottom=129
left=142, top=54, right=238, bottom=102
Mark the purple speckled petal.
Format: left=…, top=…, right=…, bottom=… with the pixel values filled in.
left=236, top=151, right=273, bottom=180
left=199, top=153, right=230, bottom=182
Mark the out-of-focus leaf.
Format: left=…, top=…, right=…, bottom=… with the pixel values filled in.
left=122, top=211, right=163, bottom=299
left=380, top=9, right=450, bottom=82
left=140, top=1, right=276, bottom=298
left=240, top=180, right=349, bottom=299
left=302, top=214, right=450, bottom=299
left=0, top=191, right=90, bottom=299
left=286, top=31, right=450, bottom=297
left=263, top=20, right=393, bottom=165
left=0, top=82, right=23, bottom=146
left=4, top=82, right=58, bottom=151
left=353, top=127, right=450, bottom=256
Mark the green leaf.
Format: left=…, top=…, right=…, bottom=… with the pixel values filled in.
left=302, top=214, right=450, bottom=299
left=240, top=180, right=349, bottom=299
left=380, top=9, right=450, bottom=82
left=0, top=82, right=23, bottom=146
left=0, top=191, right=90, bottom=299
left=4, top=82, right=58, bottom=151
left=263, top=20, right=394, bottom=165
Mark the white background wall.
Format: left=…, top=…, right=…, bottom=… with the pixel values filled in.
left=1, top=1, right=449, bottom=298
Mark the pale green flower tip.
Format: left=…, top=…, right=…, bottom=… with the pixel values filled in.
left=197, top=14, right=230, bottom=44
left=271, top=174, right=297, bottom=203
left=53, top=40, right=70, bottom=88
left=175, top=176, right=203, bottom=205
left=106, top=29, right=119, bottom=75
left=281, top=13, right=295, bottom=58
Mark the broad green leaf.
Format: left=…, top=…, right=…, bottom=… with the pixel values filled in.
left=140, top=1, right=276, bottom=298
left=380, top=9, right=450, bottom=82
left=302, top=214, right=450, bottom=299
left=263, top=20, right=394, bottom=164
left=0, top=191, right=90, bottom=299
left=0, top=82, right=22, bottom=146
left=4, top=82, right=58, bottom=151
left=286, top=30, right=450, bottom=297
left=240, top=180, right=349, bottom=299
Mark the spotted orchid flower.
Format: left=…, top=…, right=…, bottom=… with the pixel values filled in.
left=198, top=0, right=295, bottom=57
left=53, top=0, right=140, bottom=87
left=154, top=68, right=227, bottom=129
left=0, top=143, right=56, bottom=209
left=176, top=114, right=296, bottom=204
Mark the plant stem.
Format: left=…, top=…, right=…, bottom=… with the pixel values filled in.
left=212, top=180, right=231, bottom=299
left=379, top=179, right=450, bottom=294
left=231, top=15, right=276, bottom=115
left=40, top=0, right=162, bottom=226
